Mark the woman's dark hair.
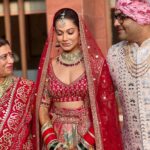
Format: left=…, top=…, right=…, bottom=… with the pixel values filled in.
left=0, top=38, right=10, bottom=47
left=53, top=8, right=79, bottom=28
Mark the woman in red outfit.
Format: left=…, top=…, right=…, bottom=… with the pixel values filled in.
left=0, top=38, right=35, bottom=149
left=35, top=8, right=123, bottom=150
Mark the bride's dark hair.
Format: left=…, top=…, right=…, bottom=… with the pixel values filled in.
left=53, top=8, right=79, bottom=29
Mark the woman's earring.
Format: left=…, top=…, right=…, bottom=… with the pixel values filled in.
left=55, top=41, right=60, bottom=47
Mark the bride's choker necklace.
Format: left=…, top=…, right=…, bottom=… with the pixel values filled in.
left=57, top=50, right=83, bottom=67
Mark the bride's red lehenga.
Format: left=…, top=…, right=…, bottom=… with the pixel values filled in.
left=33, top=15, right=123, bottom=150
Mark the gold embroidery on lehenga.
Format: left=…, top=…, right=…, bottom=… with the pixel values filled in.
left=50, top=106, right=90, bottom=149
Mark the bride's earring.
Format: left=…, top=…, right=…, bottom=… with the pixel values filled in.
left=55, top=41, right=60, bottom=47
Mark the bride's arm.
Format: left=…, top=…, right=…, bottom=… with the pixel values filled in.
left=39, top=76, right=68, bottom=150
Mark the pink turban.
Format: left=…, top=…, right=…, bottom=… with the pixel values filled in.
left=116, top=0, right=150, bottom=25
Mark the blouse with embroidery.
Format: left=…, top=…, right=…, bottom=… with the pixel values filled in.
left=41, top=62, right=88, bottom=105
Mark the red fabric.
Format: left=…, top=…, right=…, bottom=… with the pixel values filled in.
left=83, top=125, right=95, bottom=145
left=0, top=76, right=35, bottom=150
left=88, top=125, right=94, bottom=134
left=81, top=59, right=123, bottom=150
left=81, top=20, right=123, bottom=149
left=42, top=128, right=55, bottom=138
left=45, top=62, right=87, bottom=102
left=95, top=61, right=123, bottom=150
left=45, top=134, right=57, bottom=145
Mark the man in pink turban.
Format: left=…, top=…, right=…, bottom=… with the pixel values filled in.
left=116, top=0, right=150, bottom=25
left=107, top=0, right=150, bottom=149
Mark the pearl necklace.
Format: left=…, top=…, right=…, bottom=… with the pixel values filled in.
left=0, top=77, right=13, bottom=98
left=57, top=50, right=83, bottom=67
left=124, top=45, right=150, bottom=78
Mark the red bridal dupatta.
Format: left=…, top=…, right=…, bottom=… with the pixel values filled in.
left=0, top=76, right=35, bottom=150
left=34, top=15, right=123, bottom=150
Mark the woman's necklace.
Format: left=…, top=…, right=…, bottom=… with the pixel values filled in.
left=124, top=45, right=150, bottom=78
left=0, top=77, right=13, bottom=98
left=57, top=50, right=83, bottom=67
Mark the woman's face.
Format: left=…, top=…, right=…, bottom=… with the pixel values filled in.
left=55, top=18, right=80, bottom=52
left=0, top=44, right=14, bottom=82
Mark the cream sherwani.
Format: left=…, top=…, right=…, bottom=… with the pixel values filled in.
left=107, top=39, right=150, bottom=150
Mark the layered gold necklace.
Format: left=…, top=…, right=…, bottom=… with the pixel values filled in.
left=0, top=77, right=13, bottom=98
left=57, top=50, right=83, bottom=67
left=124, top=45, right=150, bottom=78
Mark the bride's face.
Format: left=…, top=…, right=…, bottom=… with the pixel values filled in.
left=55, top=18, right=80, bottom=52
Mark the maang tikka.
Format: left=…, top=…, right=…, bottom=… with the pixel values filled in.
left=60, top=11, right=65, bottom=27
